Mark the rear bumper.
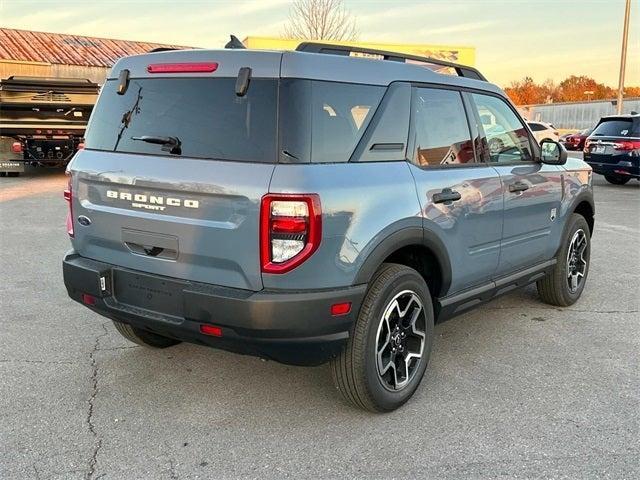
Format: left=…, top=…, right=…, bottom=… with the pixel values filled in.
left=585, top=156, right=639, bottom=178
left=62, top=252, right=365, bottom=366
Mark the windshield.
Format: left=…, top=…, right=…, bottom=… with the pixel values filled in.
left=85, top=78, right=278, bottom=162
left=591, top=119, right=639, bottom=138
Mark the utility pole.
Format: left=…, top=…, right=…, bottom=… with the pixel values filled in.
left=616, top=0, right=631, bottom=115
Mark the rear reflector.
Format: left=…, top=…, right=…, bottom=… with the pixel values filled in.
left=200, top=324, right=223, bottom=337
left=81, top=293, right=96, bottom=305
left=331, top=302, right=352, bottom=316
left=147, top=62, right=218, bottom=73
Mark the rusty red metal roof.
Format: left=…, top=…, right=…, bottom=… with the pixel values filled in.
left=0, top=28, right=190, bottom=67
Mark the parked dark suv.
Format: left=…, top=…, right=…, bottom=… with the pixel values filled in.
left=63, top=43, right=594, bottom=411
left=584, top=114, right=640, bottom=184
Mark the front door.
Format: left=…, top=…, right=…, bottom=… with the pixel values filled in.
left=467, top=92, right=564, bottom=277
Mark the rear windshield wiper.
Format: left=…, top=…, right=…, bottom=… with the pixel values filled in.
left=131, top=135, right=182, bottom=155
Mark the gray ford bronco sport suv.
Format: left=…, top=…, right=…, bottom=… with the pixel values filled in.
left=63, top=42, right=594, bottom=412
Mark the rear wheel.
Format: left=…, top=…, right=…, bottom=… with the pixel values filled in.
left=331, top=263, right=434, bottom=412
left=112, top=320, right=181, bottom=348
left=7, top=172, right=19, bottom=177
left=0, top=172, right=6, bottom=177
left=537, top=214, right=590, bottom=307
left=604, top=174, right=630, bottom=185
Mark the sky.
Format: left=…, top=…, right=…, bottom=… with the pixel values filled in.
left=0, top=0, right=638, bottom=88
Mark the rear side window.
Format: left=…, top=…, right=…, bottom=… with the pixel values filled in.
left=85, top=78, right=277, bottom=162
left=591, top=119, right=639, bottom=137
left=279, top=80, right=384, bottom=163
left=412, top=87, right=474, bottom=166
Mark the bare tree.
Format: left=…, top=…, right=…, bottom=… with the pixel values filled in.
left=284, top=0, right=358, bottom=41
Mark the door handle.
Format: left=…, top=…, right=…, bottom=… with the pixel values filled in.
left=432, top=188, right=462, bottom=204
left=509, top=181, right=530, bottom=193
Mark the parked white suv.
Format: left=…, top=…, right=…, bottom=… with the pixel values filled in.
left=528, top=121, right=559, bottom=144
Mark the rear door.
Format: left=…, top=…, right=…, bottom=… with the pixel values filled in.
left=408, top=86, right=503, bottom=294
left=69, top=57, right=281, bottom=291
left=468, top=92, right=564, bottom=276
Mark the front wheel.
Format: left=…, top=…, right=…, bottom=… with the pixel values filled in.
left=604, top=174, right=630, bottom=185
left=331, top=263, right=434, bottom=412
left=537, top=214, right=591, bottom=307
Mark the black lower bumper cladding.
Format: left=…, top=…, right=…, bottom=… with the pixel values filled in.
left=62, top=252, right=365, bottom=366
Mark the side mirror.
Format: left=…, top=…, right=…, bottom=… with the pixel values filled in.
left=540, top=139, right=567, bottom=165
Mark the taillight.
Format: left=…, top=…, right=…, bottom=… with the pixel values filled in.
left=77, top=142, right=85, bottom=150
left=147, top=62, right=218, bottom=73
left=260, top=194, right=321, bottom=274
left=11, top=141, right=22, bottom=153
left=64, top=174, right=74, bottom=237
left=614, top=140, right=640, bottom=151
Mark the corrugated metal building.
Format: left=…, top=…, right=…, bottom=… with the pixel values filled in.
left=519, top=98, right=640, bottom=130
left=0, top=28, right=187, bottom=84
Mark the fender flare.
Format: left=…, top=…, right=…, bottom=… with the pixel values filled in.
left=353, top=227, right=452, bottom=297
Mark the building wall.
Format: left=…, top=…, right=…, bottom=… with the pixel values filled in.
left=243, top=36, right=476, bottom=66
left=0, top=60, right=109, bottom=84
left=519, top=98, right=640, bottom=130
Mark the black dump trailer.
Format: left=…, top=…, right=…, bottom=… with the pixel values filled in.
left=0, top=76, right=100, bottom=177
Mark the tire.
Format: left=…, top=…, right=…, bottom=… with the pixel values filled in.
left=537, top=214, right=591, bottom=307
left=112, top=320, right=181, bottom=348
left=7, top=172, right=19, bottom=177
left=0, top=172, right=6, bottom=177
left=604, top=174, right=630, bottom=185
left=331, top=263, right=434, bottom=412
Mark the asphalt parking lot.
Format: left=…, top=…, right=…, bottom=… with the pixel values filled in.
left=1, top=159, right=638, bottom=479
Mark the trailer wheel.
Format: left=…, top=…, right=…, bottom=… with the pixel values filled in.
left=0, top=172, right=6, bottom=177
left=7, top=172, right=19, bottom=177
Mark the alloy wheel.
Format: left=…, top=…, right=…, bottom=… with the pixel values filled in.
left=375, top=290, right=426, bottom=391
left=566, top=229, right=588, bottom=293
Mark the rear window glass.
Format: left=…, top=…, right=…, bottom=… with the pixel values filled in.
left=85, top=78, right=277, bottom=162
left=591, top=119, right=639, bottom=138
left=279, top=80, right=384, bottom=163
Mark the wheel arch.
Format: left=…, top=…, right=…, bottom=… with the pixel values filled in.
left=571, top=196, right=595, bottom=236
left=353, top=227, right=452, bottom=298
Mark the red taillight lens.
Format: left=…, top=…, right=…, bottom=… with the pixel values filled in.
left=260, top=194, right=321, bottom=274
left=147, top=62, right=218, bottom=73
left=200, top=324, right=223, bottom=337
left=11, top=141, right=22, bottom=153
left=614, top=140, right=640, bottom=151
left=64, top=174, right=74, bottom=237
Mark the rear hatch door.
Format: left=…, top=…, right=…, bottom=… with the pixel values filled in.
left=586, top=117, right=640, bottom=164
left=69, top=51, right=282, bottom=291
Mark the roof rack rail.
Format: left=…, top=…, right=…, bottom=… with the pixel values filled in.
left=295, top=42, right=487, bottom=81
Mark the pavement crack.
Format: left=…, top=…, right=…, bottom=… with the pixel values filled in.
left=86, top=323, right=109, bottom=480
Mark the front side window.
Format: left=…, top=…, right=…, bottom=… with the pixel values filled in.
left=412, top=88, right=474, bottom=166
left=471, top=93, right=533, bottom=163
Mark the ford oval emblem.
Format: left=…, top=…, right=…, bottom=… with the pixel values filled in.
left=77, top=215, right=92, bottom=226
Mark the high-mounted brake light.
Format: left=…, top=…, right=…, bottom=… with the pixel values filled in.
left=64, top=174, right=74, bottom=237
left=11, top=141, right=22, bottom=153
left=260, top=194, right=321, bottom=274
left=147, top=62, right=219, bottom=74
